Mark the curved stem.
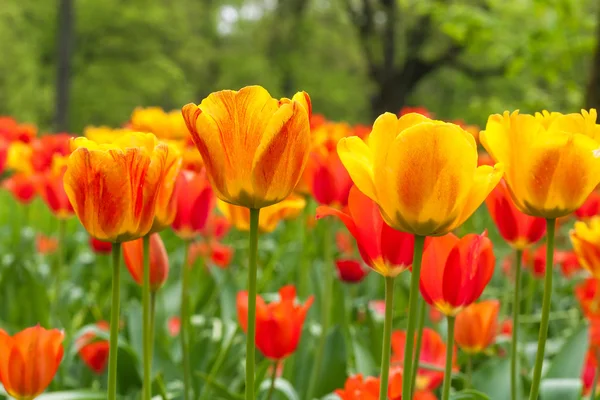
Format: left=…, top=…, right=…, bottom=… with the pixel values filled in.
left=266, top=360, right=279, bottom=400
left=441, top=316, right=456, bottom=400
left=410, top=298, right=427, bottom=396
left=107, top=243, right=122, bottom=400
left=306, top=221, right=334, bottom=400
left=528, top=218, right=556, bottom=400
left=142, top=234, right=151, bottom=400
left=401, top=235, right=426, bottom=400
left=379, top=276, right=396, bottom=400
left=245, top=208, right=261, bottom=400
left=181, top=240, right=192, bottom=400
left=511, top=249, right=523, bottom=400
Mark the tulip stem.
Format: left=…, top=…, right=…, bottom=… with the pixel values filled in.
left=526, top=273, right=536, bottom=315
left=54, top=219, right=67, bottom=307
left=528, top=218, right=556, bottom=400
left=590, top=350, right=600, bottom=400
left=142, top=234, right=152, bottom=400
left=379, top=276, right=396, bottom=400
left=246, top=208, right=261, bottom=400
left=401, top=235, right=426, bottom=400
left=107, top=243, right=122, bottom=400
left=181, top=240, right=192, bottom=400
left=410, top=297, right=427, bottom=396
left=511, top=249, right=523, bottom=400
left=266, top=360, right=279, bottom=400
left=307, top=221, right=334, bottom=400
left=442, top=316, right=456, bottom=400
left=466, top=354, right=473, bottom=387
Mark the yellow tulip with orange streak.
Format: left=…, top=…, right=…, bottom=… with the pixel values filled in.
left=338, top=113, right=503, bottom=236
left=218, top=195, right=306, bottom=233
left=480, top=110, right=600, bottom=218
left=63, top=132, right=169, bottom=242
left=570, top=216, right=600, bottom=278
left=151, top=141, right=182, bottom=232
left=182, top=85, right=312, bottom=209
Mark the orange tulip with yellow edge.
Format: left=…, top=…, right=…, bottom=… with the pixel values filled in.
left=151, top=141, right=182, bottom=232
left=218, top=194, right=306, bottom=233
left=571, top=216, right=600, bottom=278
left=182, top=85, right=312, bottom=209
left=480, top=110, right=600, bottom=218
left=338, top=113, right=503, bottom=236
left=63, top=132, right=169, bottom=242
left=454, top=300, right=500, bottom=354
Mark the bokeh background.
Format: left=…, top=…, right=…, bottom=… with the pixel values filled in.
left=2, top=0, right=600, bottom=133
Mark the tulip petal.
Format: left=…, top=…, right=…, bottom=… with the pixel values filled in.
left=338, top=136, right=377, bottom=201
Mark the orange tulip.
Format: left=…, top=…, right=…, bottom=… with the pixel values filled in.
left=36, top=234, right=59, bottom=255
left=316, top=186, right=415, bottom=277
left=36, top=156, right=74, bottom=219
left=334, top=371, right=436, bottom=400
left=122, top=233, right=169, bottom=291
left=130, top=107, right=189, bottom=141
left=419, top=232, right=495, bottom=316
left=182, top=85, right=312, bottom=209
left=4, top=172, right=36, bottom=204
left=30, top=133, right=72, bottom=173
left=237, top=285, right=313, bottom=360
left=0, top=325, right=64, bottom=400
left=571, top=216, right=600, bottom=278
left=0, top=116, right=36, bottom=143
left=171, top=169, right=215, bottom=240
left=63, top=132, right=169, bottom=242
left=391, top=327, right=457, bottom=391
left=151, top=142, right=182, bottom=232
left=575, top=278, right=600, bottom=320
left=76, top=321, right=110, bottom=374
left=454, top=300, right=500, bottom=354
left=218, top=194, right=306, bottom=233
left=485, top=179, right=546, bottom=249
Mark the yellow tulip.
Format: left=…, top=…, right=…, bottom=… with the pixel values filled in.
left=480, top=110, right=600, bottom=218
left=151, top=141, right=183, bottom=232
left=130, top=107, right=189, bottom=141
left=182, top=85, right=312, bottom=209
left=337, top=112, right=503, bottom=236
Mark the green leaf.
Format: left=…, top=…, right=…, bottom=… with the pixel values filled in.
left=472, top=357, right=515, bottom=400
left=539, top=378, right=582, bottom=400
left=36, top=391, right=105, bottom=400
left=196, top=372, right=245, bottom=400
left=314, top=326, right=348, bottom=397
left=544, top=324, right=589, bottom=379
left=450, top=389, right=491, bottom=400
left=258, top=378, right=300, bottom=400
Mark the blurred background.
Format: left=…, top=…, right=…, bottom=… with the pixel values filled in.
left=2, top=0, right=600, bottom=133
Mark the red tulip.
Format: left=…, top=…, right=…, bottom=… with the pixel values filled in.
left=168, top=317, right=181, bottom=337
left=36, top=161, right=74, bottom=219
left=30, top=134, right=72, bottom=173
left=188, top=240, right=234, bottom=269
left=419, top=232, right=495, bottom=316
left=0, top=117, right=36, bottom=143
left=556, top=250, right=581, bottom=278
left=576, top=191, right=600, bottom=220
left=76, top=321, right=110, bottom=374
left=237, top=285, right=313, bottom=360
left=4, top=173, right=36, bottom=204
left=500, top=319, right=513, bottom=336
left=575, top=278, right=600, bottom=320
left=391, top=327, right=456, bottom=391
left=316, top=186, right=415, bottom=277
left=89, top=236, right=112, bottom=254
left=485, top=180, right=546, bottom=249
left=454, top=300, right=500, bottom=354
left=171, top=169, right=215, bottom=240
left=311, top=151, right=352, bottom=207
left=122, top=233, right=169, bottom=291
left=582, top=350, right=599, bottom=397
left=335, top=259, right=368, bottom=283
left=334, top=371, right=436, bottom=400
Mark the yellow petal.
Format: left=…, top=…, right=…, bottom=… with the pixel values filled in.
left=337, top=136, right=376, bottom=201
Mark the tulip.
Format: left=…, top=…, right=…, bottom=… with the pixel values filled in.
left=571, top=217, right=600, bottom=278
left=335, top=259, right=368, bottom=283
left=36, top=156, right=74, bottom=219
left=582, top=350, right=600, bottom=398
left=64, top=132, right=169, bottom=243
left=0, top=326, right=64, bottom=400
left=485, top=180, right=546, bottom=249
left=237, top=285, right=313, bottom=360
left=90, top=236, right=113, bottom=254
left=168, top=317, right=181, bottom=337
left=0, top=116, right=36, bottom=143
left=391, top=328, right=456, bottom=392
left=188, top=240, right=234, bottom=269
left=84, top=126, right=132, bottom=144
left=218, top=195, right=306, bottom=233
left=0, top=139, right=8, bottom=175
left=556, top=250, right=581, bottom=278
left=182, top=85, right=311, bottom=209
left=76, top=322, right=110, bottom=374
left=122, top=233, right=169, bottom=292
left=576, top=191, right=600, bottom=220
left=481, top=109, right=600, bottom=400
left=399, top=106, right=433, bottom=118
left=316, top=186, right=415, bottom=277
left=310, top=150, right=353, bottom=207
left=171, top=169, right=215, bottom=240
left=334, top=371, right=436, bottom=400
left=6, top=141, right=33, bottom=174
left=151, top=142, right=182, bottom=232
left=36, top=234, right=59, bottom=255
left=30, top=134, right=72, bottom=173
left=130, top=107, right=189, bottom=140
left=454, top=300, right=499, bottom=354
left=4, top=172, right=36, bottom=204
left=575, top=278, right=600, bottom=320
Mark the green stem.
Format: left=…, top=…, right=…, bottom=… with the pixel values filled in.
left=401, top=235, right=426, bottom=400
left=410, top=298, right=427, bottom=396
left=142, top=234, right=152, bottom=400
left=245, top=208, right=261, bottom=400
left=298, top=198, right=312, bottom=299
left=150, top=291, right=156, bottom=366
left=526, top=272, right=536, bottom=315
left=511, top=249, right=523, bottom=400
left=107, top=243, right=122, bottom=400
left=590, top=351, right=600, bottom=400
left=306, top=221, right=334, bottom=400
left=466, top=354, right=473, bottom=388
left=54, top=219, right=67, bottom=305
left=528, top=218, right=556, bottom=400
left=266, top=360, right=279, bottom=400
left=181, top=240, right=192, bottom=400
left=379, top=276, right=396, bottom=400
left=441, top=316, right=456, bottom=400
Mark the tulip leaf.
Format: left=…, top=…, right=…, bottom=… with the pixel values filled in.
left=450, top=389, right=491, bottom=400
left=36, top=391, right=106, bottom=399
left=538, top=378, right=582, bottom=400
left=544, top=324, right=588, bottom=380
left=258, top=377, right=300, bottom=400
left=196, top=372, right=245, bottom=400
left=314, top=326, right=348, bottom=397
left=472, top=357, right=516, bottom=400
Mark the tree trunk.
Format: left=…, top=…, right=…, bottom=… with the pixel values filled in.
left=586, top=6, right=600, bottom=110
left=55, top=0, right=74, bottom=133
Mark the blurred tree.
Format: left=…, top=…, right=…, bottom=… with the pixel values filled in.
left=586, top=5, right=600, bottom=110
left=55, top=0, right=74, bottom=132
